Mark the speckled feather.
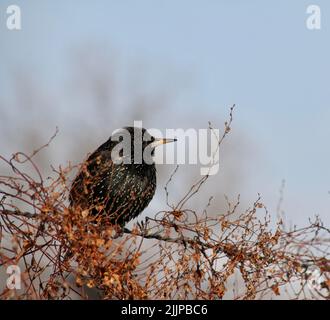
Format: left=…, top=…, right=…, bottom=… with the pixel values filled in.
left=69, top=128, right=157, bottom=226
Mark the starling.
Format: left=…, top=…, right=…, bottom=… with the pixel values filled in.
left=69, top=127, right=176, bottom=227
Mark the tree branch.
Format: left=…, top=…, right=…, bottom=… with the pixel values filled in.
left=0, top=209, right=37, bottom=219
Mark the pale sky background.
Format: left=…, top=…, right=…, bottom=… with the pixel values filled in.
left=0, top=1, right=329, bottom=227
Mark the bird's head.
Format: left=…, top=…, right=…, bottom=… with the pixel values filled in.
left=110, top=127, right=176, bottom=165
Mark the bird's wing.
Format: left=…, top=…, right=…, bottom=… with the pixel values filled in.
left=69, top=149, right=114, bottom=208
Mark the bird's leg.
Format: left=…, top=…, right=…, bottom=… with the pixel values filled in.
left=137, top=220, right=144, bottom=232
left=137, top=217, right=150, bottom=235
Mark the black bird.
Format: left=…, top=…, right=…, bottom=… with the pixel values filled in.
left=69, top=127, right=176, bottom=227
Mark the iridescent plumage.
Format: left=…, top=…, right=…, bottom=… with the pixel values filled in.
left=69, top=127, right=175, bottom=226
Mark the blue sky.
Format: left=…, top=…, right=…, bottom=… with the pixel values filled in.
left=0, top=1, right=329, bottom=225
